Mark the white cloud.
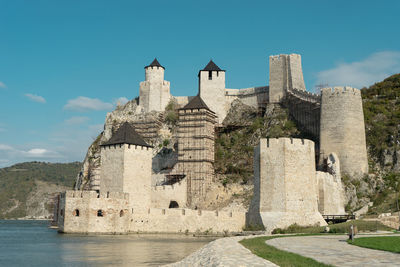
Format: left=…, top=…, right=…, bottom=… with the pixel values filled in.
left=64, top=116, right=89, bottom=125
left=0, top=144, right=14, bottom=151
left=25, top=93, right=46, bottom=103
left=23, top=148, right=59, bottom=158
left=64, top=96, right=113, bottom=112
left=113, top=97, right=129, bottom=106
left=316, top=51, right=400, bottom=89
left=0, top=81, right=6, bottom=89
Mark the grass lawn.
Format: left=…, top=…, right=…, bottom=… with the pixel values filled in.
left=240, top=235, right=334, bottom=267
left=271, top=220, right=393, bottom=234
left=348, top=236, right=400, bottom=253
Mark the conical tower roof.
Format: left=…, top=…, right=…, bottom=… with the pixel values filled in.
left=202, top=60, right=222, bottom=71
left=145, top=58, right=164, bottom=69
left=181, top=95, right=213, bottom=112
left=101, top=122, right=152, bottom=147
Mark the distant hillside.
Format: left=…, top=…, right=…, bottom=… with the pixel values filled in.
left=0, top=161, right=81, bottom=219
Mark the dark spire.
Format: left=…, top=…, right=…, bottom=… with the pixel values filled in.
left=202, top=60, right=222, bottom=71
left=145, top=58, right=164, bottom=69
left=101, top=122, right=152, bottom=147
left=181, top=95, right=214, bottom=112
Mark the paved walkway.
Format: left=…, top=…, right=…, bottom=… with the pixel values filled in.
left=165, top=236, right=277, bottom=267
left=266, top=234, right=400, bottom=266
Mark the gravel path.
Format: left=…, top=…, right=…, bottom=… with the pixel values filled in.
left=266, top=234, right=400, bottom=267
left=164, top=235, right=277, bottom=267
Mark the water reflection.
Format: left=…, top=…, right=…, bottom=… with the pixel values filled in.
left=0, top=221, right=214, bottom=267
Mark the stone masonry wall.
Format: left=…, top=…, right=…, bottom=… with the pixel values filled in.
left=320, top=87, right=368, bottom=176
left=199, top=70, right=226, bottom=124
left=139, top=66, right=171, bottom=113
left=247, top=138, right=326, bottom=232
left=100, top=144, right=152, bottom=213
left=151, top=179, right=187, bottom=209
left=57, top=190, right=130, bottom=233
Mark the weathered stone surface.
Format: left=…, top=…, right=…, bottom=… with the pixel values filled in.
left=222, top=99, right=258, bottom=127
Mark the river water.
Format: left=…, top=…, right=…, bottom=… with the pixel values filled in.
left=0, top=220, right=214, bottom=266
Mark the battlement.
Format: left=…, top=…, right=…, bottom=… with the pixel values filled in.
left=321, top=86, right=361, bottom=96
left=101, top=143, right=151, bottom=151
left=62, top=190, right=129, bottom=200
left=269, top=53, right=301, bottom=61
left=146, top=208, right=241, bottom=219
left=261, top=137, right=314, bottom=148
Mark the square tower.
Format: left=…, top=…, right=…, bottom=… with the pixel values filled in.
left=100, top=122, right=153, bottom=212
left=170, top=95, right=217, bottom=207
left=198, top=60, right=226, bottom=124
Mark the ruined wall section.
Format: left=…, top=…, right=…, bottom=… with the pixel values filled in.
left=247, top=138, right=326, bottom=232
left=139, top=66, right=171, bottom=113
left=320, top=87, right=368, bottom=177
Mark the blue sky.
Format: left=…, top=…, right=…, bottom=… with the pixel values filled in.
left=1, top=0, right=400, bottom=167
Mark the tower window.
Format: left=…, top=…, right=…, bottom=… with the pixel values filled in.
left=74, top=209, right=80, bottom=217
left=97, top=210, right=103, bottom=217
left=120, top=210, right=124, bottom=217
left=208, top=71, right=212, bottom=80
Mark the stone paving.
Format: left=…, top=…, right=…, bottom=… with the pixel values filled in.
left=165, top=235, right=277, bottom=267
left=266, top=234, right=400, bottom=266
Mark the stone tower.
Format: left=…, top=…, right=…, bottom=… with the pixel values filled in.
left=269, top=54, right=306, bottom=103
left=247, top=138, right=326, bottom=232
left=139, top=58, right=171, bottom=113
left=319, top=87, right=368, bottom=177
left=170, top=95, right=217, bottom=207
left=100, top=122, right=153, bottom=212
left=198, top=60, right=226, bottom=124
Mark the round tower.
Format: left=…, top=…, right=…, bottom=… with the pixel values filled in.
left=145, top=58, right=165, bottom=82
left=139, top=58, right=171, bottom=112
left=319, top=87, right=368, bottom=177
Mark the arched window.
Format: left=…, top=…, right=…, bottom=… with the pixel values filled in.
left=74, top=209, right=80, bottom=217
left=120, top=210, right=124, bottom=217
left=169, top=201, right=179, bottom=208
left=97, top=210, right=103, bottom=217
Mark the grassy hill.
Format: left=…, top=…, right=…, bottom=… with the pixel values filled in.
left=361, top=73, right=400, bottom=214
left=0, top=161, right=81, bottom=219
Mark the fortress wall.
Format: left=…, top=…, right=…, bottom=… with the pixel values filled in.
left=247, top=138, right=326, bottom=232
left=151, top=179, right=187, bottom=208
left=57, top=191, right=130, bottom=234
left=225, top=86, right=269, bottom=109
left=173, top=96, right=195, bottom=108
left=285, top=92, right=321, bottom=141
left=320, top=87, right=368, bottom=176
left=130, top=208, right=245, bottom=233
left=316, top=171, right=345, bottom=215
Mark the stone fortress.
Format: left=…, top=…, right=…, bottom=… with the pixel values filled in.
left=55, top=53, right=368, bottom=234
